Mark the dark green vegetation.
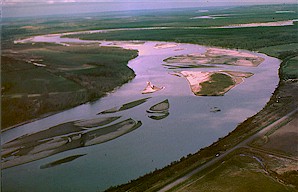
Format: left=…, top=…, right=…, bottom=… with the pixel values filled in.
left=259, top=43, right=298, bottom=80
left=64, top=4, right=297, bottom=51
left=199, top=73, right=234, bottom=96
left=2, top=43, right=137, bottom=129
left=66, top=25, right=297, bottom=51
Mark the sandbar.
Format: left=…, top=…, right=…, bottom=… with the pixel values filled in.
left=164, top=48, right=264, bottom=67
left=213, top=19, right=298, bottom=28
left=154, top=43, right=178, bottom=49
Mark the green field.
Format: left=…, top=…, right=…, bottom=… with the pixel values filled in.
left=1, top=42, right=137, bottom=128
left=199, top=73, right=235, bottom=96
left=171, top=149, right=297, bottom=192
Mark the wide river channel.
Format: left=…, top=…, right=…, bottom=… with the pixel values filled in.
left=2, top=31, right=280, bottom=191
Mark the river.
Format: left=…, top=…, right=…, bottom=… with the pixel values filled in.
left=2, top=32, right=280, bottom=191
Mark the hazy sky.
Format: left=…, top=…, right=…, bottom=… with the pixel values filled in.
left=3, top=0, right=297, bottom=4
left=3, top=0, right=297, bottom=18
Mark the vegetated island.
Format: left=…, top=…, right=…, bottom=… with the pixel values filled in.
left=173, top=70, right=253, bottom=96
left=166, top=47, right=259, bottom=96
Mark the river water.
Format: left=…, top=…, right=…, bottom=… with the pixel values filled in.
left=2, top=33, right=280, bottom=192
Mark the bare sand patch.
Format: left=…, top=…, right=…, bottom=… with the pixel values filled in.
left=174, top=48, right=184, bottom=51
left=275, top=11, right=296, bottom=14
left=262, top=112, right=298, bottom=156
left=178, top=71, right=211, bottom=94
left=221, top=70, right=254, bottom=84
left=20, top=26, right=44, bottom=30
left=142, top=82, right=165, bottom=94
left=106, top=41, right=145, bottom=47
left=32, top=63, right=47, bottom=67
left=58, top=64, right=96, bottom=71
left=213, top=20, right=298, bottom=28
left=190, top=14, right=236, bottom=19
left=154, top=43, right=178, bottom=49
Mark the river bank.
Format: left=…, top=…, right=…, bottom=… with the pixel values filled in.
left=1, top=43, right=138, bottom=129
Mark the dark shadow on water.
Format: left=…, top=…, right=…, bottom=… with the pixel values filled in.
left=40, top=154, right=86, bottom=169
left=163, top=63, right=215, bottom=69
left=147, top=99, right=170, bottom=121
left=148, top=112, right=169, bottom=120
left=97, top=97, right=151, bottom=114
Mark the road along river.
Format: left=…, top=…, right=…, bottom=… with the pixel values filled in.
left=2, top=31, right=280, bottom=192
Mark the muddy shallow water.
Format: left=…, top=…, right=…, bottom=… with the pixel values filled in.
left=2, top=33, right=280, bottom=191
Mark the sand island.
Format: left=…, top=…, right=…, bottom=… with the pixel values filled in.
left=165, top=47, right=262, bottom=96
left=172, top=70, right=253, bottom=96
left=164, top=48, right=264, bottom=68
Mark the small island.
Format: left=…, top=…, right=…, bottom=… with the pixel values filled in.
left=172, top=70, right=253, bottom=96
left=164, top=48, right=264, bottom=68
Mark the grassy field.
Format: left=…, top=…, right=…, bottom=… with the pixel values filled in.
left=171, top=111, right=298, bottom=192
left=2, top=4, right=296, bottom=49
left=65, top=25, right=298, bottom=51
left=171, top=148, right=297, bottom=192
left=61, top=4, right=297, bottom=51
left=251, top=112, right=298, bottom=157
left=199, top=73, right=234, bottom=96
